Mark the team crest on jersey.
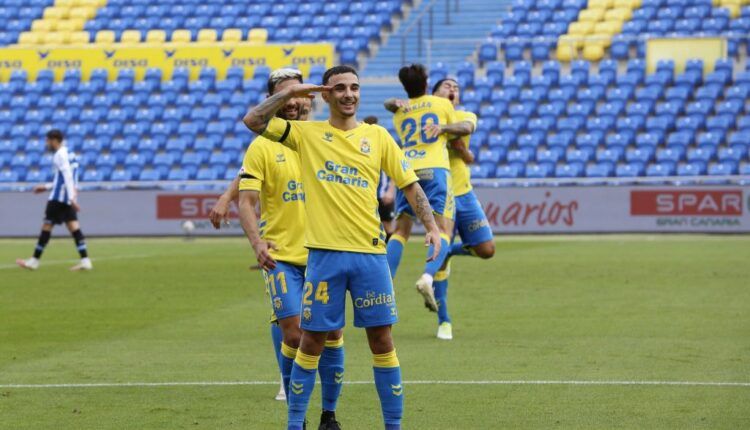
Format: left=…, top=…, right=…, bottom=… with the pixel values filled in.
left=276, top=153, right=286, bottom=163
left=273, top=297, right=282, bottom=309
left=323, top=132, right=333, bottom=142
left=360, top=138, right=371, bottom=154
left=302, top=307, right=312, bottom=321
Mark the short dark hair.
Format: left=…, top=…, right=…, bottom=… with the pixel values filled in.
left=363, top=116, right=378, bottom=125
left=398, top=64, right=428, bottom=98
left=322, top=65, right=358, bottom=85
left=46, top=129, right=63, bottom=142
left=432, top=77, right=458, bottom=94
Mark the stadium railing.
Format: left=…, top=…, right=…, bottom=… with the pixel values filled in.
left=400, top=0, right=460, bottom=65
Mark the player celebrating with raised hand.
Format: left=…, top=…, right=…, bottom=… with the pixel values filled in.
left=17, top=129, right=92, bottom=271
left=244, top=65, right=442, bottom=430
left=384, top=64, right=474, bottom=313
left=387, top=78, right=496, bottom=340
left=232, top=69, right=345, bottom=430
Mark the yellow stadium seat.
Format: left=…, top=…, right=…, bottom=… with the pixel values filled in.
left=605, top=7, right=632, bottom=20
left=579, top=8, right=606, bottom=21
left=556, top=43, right=576, bottom=62
left=95, top=30, right=116, bottom=45
left=568, top=21, right=595, bottom=35
left=588, top=0, right=613, bottom=8
left=76, top=0, right=106, bottom=6
left=248, top=28, right=268, bottom=44
left=197, top=29, right=218, bottom=42
left=69, top=31, right=90, bottom=45
left=55, top=20, right=76, bottom=32
left=613, top=0, right=640, bottom=7
left=559, top=34, right=584, bottom=49
left=31, top=19, right=52, bottom=32
left=120, top=30, right=142, bottom=44
left=145, top=30, right=167, bottom=44
left=222, top=28, right=243, bottom=42
left=588, top=33, right=612, bottom=47
left=17, top=32, right=41, bottom=46
left=582, top=43, right=605, bottom=61
left=171, top=29, right=192, bottom=43
left=594, top=20, right=622, bottom=34
left=43, top=32, right=66, bottom=45
left=56, top=0, right=75, bottom=7
left=43, top=7, right=68, bottom=20
left=70, top=6, right=96, bottom=20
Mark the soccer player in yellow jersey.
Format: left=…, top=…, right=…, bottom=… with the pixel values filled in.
left=213, top=69, right=345, bottom=429
left=385, top=64, right=475, bottom=313
left=243, top=65, right=442, bottom=430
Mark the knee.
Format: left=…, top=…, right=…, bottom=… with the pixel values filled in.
left=327, top=329, right=343, bottom=341
left=367, top=328, right=394, bottom=354
left=282, top=327, right=302, bottom=348
left=475, top=242, right=495, bottom=259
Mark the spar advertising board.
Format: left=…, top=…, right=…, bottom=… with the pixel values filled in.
left=0, top=185, right=748, bottom=237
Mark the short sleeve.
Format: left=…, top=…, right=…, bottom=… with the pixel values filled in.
left=238, top=138, right=265, bottom=192
left=379, top=127, right=419, bottom=189
left=462, top=111, right=478, bottom=130
left=261, top=117, right=303, bottom=152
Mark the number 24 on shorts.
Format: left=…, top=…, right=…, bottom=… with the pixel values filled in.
left=303, top=281, right=330, bottom=305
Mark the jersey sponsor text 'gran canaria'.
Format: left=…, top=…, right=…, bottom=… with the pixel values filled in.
left=262, top=117, right=419, bottom=254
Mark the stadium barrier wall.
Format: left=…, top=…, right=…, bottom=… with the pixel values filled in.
left=0, top=42, right=334, bottom=81
left=1, top=185, right=749, bottom=237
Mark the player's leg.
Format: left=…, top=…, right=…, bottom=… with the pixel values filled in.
left=318, top=329, right=344, bottom=429
left=17, top=201, right=62, bottom=270
left=450, top=192, right=495, bottom=260
left=288, top=250, right=347, bottom=430
left=265, top=263, right=305, bottom=399
left=269, top=322, right=287, bottom=401
left=350, top=253, right=402, bottom=430
left=385, top=215, right=412, bottom=279
left=66, top=219, right=93, bottom=271
left=433, top=219, right=455, bottom=339
left=415, top=169, right=454, bottom=312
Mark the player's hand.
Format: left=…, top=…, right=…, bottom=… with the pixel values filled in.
left=208, top=196, right=231, bottom=229
left=425, top=227, right=441, bottom=262
left=252, top=240, right=278, bottom=271
left=286, top=84, right=332, bottom=99
left=71, top=201, right=81, bottom=212
left=424, top=123, right=444, bottom=140
left=395, top=99, right=408, bottom=111
left=32, top=185, right=46, bottom=194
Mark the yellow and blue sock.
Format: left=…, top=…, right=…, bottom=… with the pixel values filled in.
left=288, top=351, right=320, bottom=430
left=386, top=234, right=406, bottom=278
left=424, top=233, right=451, bottom=276
left=318, top=337, right=345, bottom=412
left=373, top=350, right=403, bottom=429
left=280, top=342, right=298, bottom=400
left=434, top=269, right=451, bottom=324
left=449, top=241, right=472, bottom=257
left=270, top=324, right=283, bottom=368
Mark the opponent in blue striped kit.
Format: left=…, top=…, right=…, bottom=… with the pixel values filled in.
left=16, top=129, right=93, bottom=271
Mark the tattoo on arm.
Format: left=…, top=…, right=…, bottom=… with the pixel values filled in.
left=441, top=121, right=474, bottom=137
left=243, top=90, right=291, bottom=133
left=414, top=186, right=437, bottom=228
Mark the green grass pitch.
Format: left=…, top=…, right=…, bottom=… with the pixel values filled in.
left=1, top=235, right=749, bottom=429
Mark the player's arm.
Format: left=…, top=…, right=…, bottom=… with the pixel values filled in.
left=208, top=176, right=240, bottom=229
left=238, top=189, right=277, bottom=271
left=450, top=138, right=475, bottom=164
left=242, top=83, right=331, bottom=134
left=401, top=182, right=441, bottom=261
left=424, top=120, right=474, bottom=140
left=383, top=98, right=408, bottom=113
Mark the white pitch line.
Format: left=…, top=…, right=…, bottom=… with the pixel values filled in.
left=2, top=380, right=749, bottom=389
left=0, top=253, right=154, bottom=270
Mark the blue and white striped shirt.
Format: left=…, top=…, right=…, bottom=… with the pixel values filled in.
left=377, top=171, right=392, bottom=200
left=49, top=146, right=79, bottom=205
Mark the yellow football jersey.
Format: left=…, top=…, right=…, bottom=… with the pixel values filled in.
left=448, top=110, right=478, bottom=197
left=392, top=94, right=459, bottom=171
left=238, top=136, right=307, bottom=266
left=262, top=117, right=419, bottom=254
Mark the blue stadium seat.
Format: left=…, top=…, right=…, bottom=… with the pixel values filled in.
left=677, top=162, right=706, bottom=176
left=646, top=162, right=676, bottom=177
left=616, top=162, right=645, bottom=177
left=586, top=162, right=614, bottom=178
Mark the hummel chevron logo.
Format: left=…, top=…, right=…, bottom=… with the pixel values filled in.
left=37, top=50, right=50, bottom=59
left=291, top=382, right=304, bottom=395
left=334, top=372, right=344, bottom=384
left=282, top=47, right=294, bottom=57
left=164, top=49, right=176, bottom=58
left=390, top=384, right=403, bottom=396
left=104, top=50, right=116, bottom=59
